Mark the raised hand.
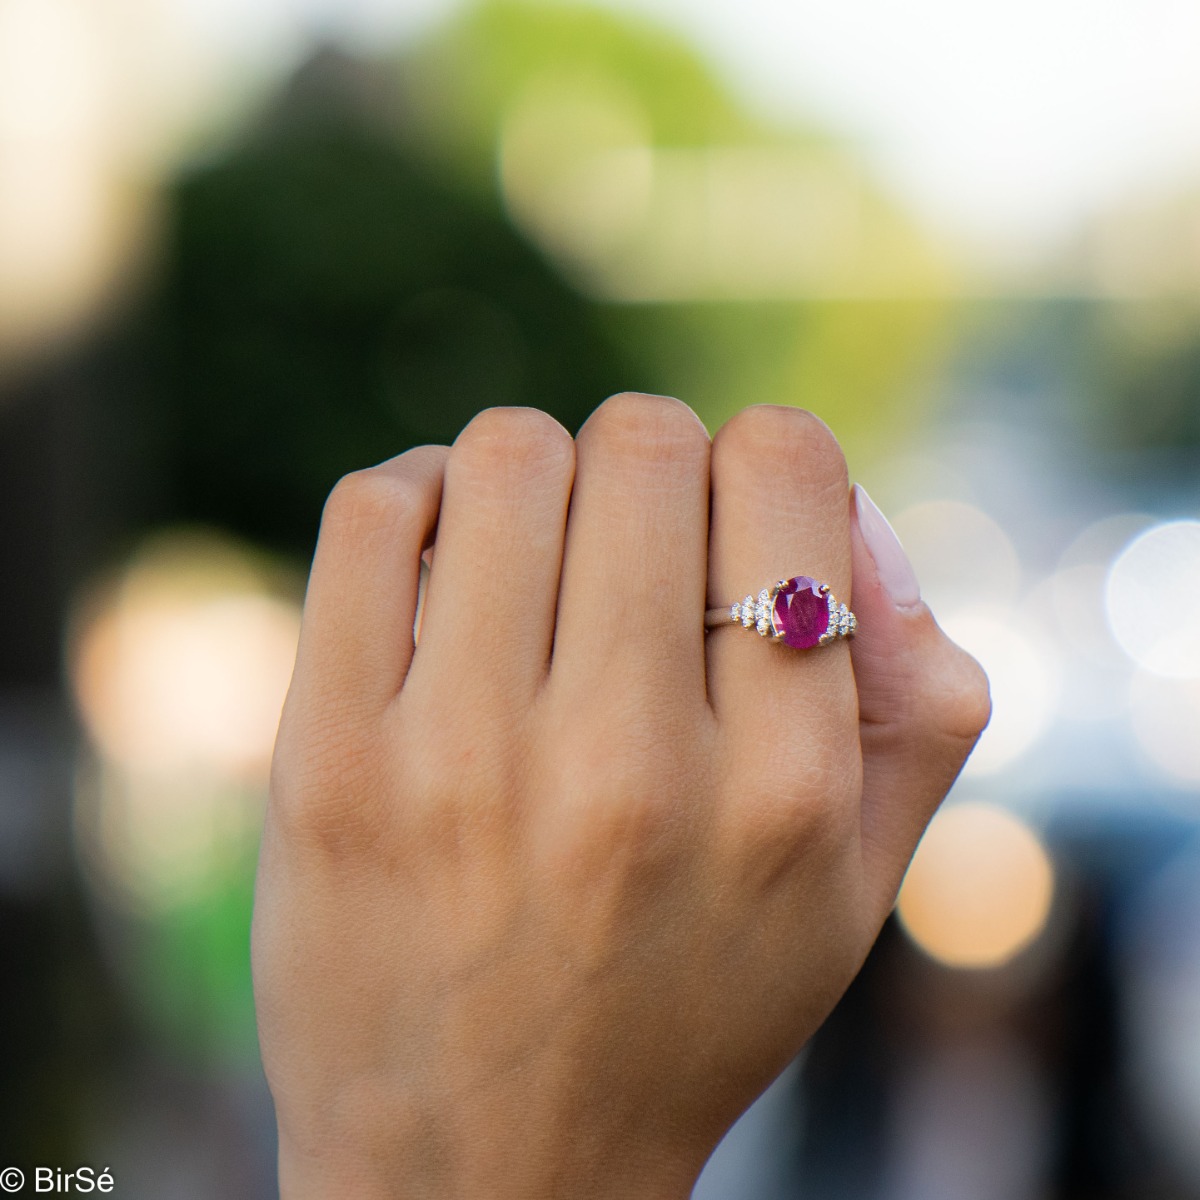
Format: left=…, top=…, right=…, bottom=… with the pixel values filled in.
left=253, top=395, right=989, bottom=1199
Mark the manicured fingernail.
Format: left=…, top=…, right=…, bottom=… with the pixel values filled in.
left=854, top=484, right=921, bottom=608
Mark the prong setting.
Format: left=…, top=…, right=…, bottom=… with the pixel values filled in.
left=708, top=577, right=855, bottom=646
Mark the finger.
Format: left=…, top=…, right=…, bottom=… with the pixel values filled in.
left=849, top=484, right=992, bottom=921
left=406, top=407, right=575, bottom=707
left=293, top=445, right=447, bottom=715
left=550, top=392, right=710, bottom=704
left=707, top=407, right=858, bottom=762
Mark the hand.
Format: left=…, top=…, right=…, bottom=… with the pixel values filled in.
left=252, top=395, right=989, bottom=1199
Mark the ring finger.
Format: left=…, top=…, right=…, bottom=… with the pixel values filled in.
left=707, top=406, right=859, bottom=772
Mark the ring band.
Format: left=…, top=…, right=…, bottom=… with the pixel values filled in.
left=705, top=575, right=856, bottom=649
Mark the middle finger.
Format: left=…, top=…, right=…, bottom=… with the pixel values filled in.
left=550, top=393, right=711, bottom=705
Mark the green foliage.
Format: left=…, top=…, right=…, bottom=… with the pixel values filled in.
left=399, top=0, right=774, bottom=176
left=132, top=846, right=260, bottom=1068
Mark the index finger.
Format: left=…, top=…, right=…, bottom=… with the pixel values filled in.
left=291, top=445, right=447, bottom=715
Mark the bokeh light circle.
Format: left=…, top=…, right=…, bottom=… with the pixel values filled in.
left=70, top=531, right=300, bottom=780
left=898, top=802, right=1055, bottom=970
left=1129, top=672, right=1200, bottom=785
left=1106, top=520, right=1200, bottom=678
left=939, top=606, right=1059, bottom=775
left=69, top=531, right=301, bottom=913
left=1051, top=513, right=1154, bottom=668
left=891, top=500, right=1021, bottom=616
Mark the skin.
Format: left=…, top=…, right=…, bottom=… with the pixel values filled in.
left=252, top=394, right=991, bottom=1199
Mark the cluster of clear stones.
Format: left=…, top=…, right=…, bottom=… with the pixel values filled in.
left=833, top=603, right=857, bottom=638
left=731, top=589, right=776, bottom=636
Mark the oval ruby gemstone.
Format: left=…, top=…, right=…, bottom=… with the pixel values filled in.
left=772, top=576, right=830, bottom=648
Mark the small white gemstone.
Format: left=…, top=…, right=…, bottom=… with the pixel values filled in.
left=757, top=617, right=771, bottom=635
left=741, top=596, right=755, bottom=627
left=758, top=588, right=771, bottom=604
left=730, top=603, right=741, bottom=623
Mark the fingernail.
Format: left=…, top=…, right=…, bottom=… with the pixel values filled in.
left=853, top=484, right=921, bottom=608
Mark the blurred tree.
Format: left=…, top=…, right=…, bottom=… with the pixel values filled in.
left=128, top=47, right=638, bottom=557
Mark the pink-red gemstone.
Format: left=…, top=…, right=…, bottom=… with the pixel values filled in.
left=772, top=576, right=829, bottom=648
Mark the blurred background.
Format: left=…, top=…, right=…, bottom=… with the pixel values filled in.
left=3, top=0, right=1200, bottom=1194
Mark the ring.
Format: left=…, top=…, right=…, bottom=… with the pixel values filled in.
left=704, top=575, right=856, bottom=649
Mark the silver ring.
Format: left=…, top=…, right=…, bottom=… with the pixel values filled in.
left=705, top=575, right=856, bottom=648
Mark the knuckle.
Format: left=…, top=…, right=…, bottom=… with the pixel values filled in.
left=394, top=693, right=527, bottom=812
left=714, top=404, right=848, bottom=494
left=858, top=616, right=992, bottom=765
left=730, top=784, right=857, bottom=888
left=934, top=644, right=992, bottom=744
left=789, top=788, right=857, bottom=858
left=561, top=714, right=681, bottom=806
left=268, top=721, right=389, bottom=856
left=582, top=391, right=710, bottom=465
left=899, top=629, right=992, bottom=747
left=553, top=700, right=699, bottom=803
left=545, top=748, right=693, bottom=876
left=452, top=406, right=573, bottom=477
left=722, top=737, right=860, bottom=860
left=408, top=727, right=515, bottom=808
left=322, top=464, right=425, bottom=543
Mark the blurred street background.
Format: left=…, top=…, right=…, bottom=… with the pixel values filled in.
left=3, top=0, right=1200, bottom=1195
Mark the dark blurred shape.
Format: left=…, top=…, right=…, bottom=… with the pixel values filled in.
left=123, top=47, right=640, bottom=558
left=0, top=696, right=122, bottom=1169
left=1097, top=312, right=1200, bottom=459
left=795, top=810, right=1200, bottom=1200
left=0, top=380, right=69, bottom=686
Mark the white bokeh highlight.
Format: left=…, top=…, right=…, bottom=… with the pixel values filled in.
left=892, top=499, right=1021, bottom=616
left=1106, top=521, right=1200, bottom=679
left=942, top=607, right=1060, bottom=777
left=1129, top=672, right=1200, bottom=785
left=892, top=499, right=1058, bottom=774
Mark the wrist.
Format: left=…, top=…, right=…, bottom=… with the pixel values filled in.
left=277, top=1127, right=701, bottom=1200
left=279, top=1150, right=395, bottom=1200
